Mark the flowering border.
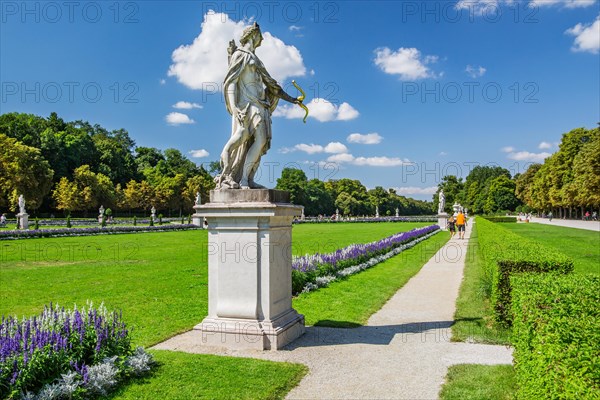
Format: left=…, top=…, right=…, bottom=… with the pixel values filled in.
left=0, top=224, right=200, bottom=240
left=292, top=225, right=440, bottom=295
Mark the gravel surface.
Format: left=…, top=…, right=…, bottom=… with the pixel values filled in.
left=528, top=217, right=600, bottom=232
left=154, top=220, right=513, bottom=399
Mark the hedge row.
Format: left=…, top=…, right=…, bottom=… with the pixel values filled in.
left=511, top=273, right=600, bottom=399
left=476, top=217, right=574, bottom=325
left=481, top=216, right=517, bottom=223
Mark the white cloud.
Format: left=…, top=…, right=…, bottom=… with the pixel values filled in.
left=168, top=11, right=306, bottom=90
left=465, top=65, right=487, bottom=78
left=538, top=141, right=553, bottom=149
left=565, top=15, right=600, bottom=54
left=531, top=0, right=596, bottom=8
left=439, top=151, right=448, bottom=156
left=326, top=153, right=410, bottom=167
left=374, top=47, right=439, bottom=80
left=160, top=79, right=166, bottom=85
left=273, top=98, right=359, bottom=122
left=165, top=112, right=195, bottom=125
left=292, top=142, right=348, bottom=155
left=324, top=142, right=349, bottom=154
left=501, top=146, right=515, bottom=153
left=347, top=133, right=383, bottom=145
left=289, top=25, right=303, bottom=31
left=189, top=149, right=209, bottom=158
left=394, top=186, right=438, bottom=195
left=507, top=151, right=552, bottom=162
left=173, top=101, right=203, bottom=110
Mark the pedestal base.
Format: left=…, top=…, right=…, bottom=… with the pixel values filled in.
left=194, top=189, right=305, bottom=351
left=195, top=309, right=305, bottom=350
left=192, top=215, right=203, bottom=228
left=438, top=213, right=448, bottom=231
left=17, top=213, right=29, bottom=229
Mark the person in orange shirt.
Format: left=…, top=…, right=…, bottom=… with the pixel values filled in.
left=456, top=210, right=466, bottom=239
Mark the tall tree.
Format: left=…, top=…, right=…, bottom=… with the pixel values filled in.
left=276, top=168, right=308, bottom=204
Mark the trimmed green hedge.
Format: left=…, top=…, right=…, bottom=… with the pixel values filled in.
left=476, top=217, right=574, bottom=326
left=511, top=274, right=600, bottom=399
left=481, top=216, right=517, bottom=223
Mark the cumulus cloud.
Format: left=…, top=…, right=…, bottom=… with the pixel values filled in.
left=465, top=65, right=487, bottom=78
left=173, top=101, right=203, bottom=109
left=457, top=0, right=596, bottom=14
left=538, top=141, right=553, bottom=149
left=189, top=149, right=209, bottom=158
left=165, top=112, right=195, bottom=125
left=326, top=153, right=410, bottom=167
left=531, top=0, right=596, bottom=8
left=374, top=47, right=439, bottom=80
left=274, top=98, right=359, bottom=122
left=291, top=142, right=348, bottom=155
left=501, top=146, right=515, bottom=153
left=168, top=11, right=306, bottom=90
left=565, top=14, right=600, bottom=54
left=394, top=186, right=438, bottom=195
left=507, top=151, right=552, bottom=162
left=347, top=133, right=383, bottom=145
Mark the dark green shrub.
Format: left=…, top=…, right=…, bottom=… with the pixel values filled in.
left=101, top=215, right=107, bottom=227
left=149, top=217, right=154, bottom=227
left=66, top=215, right=72, bottom=228
left=34, top=218, right=39, bottom=230
left=476, top=217, right=574, bottom=326
left=158, top=214, right=163, bottom=225
left=511, top=274, right=600, bottom=399
left=133, top=215, right=137, bottom=226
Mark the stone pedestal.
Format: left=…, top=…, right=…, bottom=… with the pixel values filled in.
left=17, top=213, right=29, bottom=229
left=192, top=215, right=203, bottom=227
left=193, top=189, right=305, bottom=350
left=438, top=213, right=448, bottom=231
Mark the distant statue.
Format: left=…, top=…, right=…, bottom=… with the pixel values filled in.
left=151, top=206, right=156, bottom=215
left=99, top=205, right=105, bottom=216
left=395, top=208, right=399, bottom=217
left=438, top=190, right=445, bottom=214
left=215, top=22, right=307, bottom=190
left=195, top=192, right=201, bottom=206
left=18, top=195, right=26, bottom=214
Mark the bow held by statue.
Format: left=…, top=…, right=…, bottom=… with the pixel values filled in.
left=292, top=80, right=309, bottom=123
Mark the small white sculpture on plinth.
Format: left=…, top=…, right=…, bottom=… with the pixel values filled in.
left=151, top=206, right=156, bottom=222
left=98, top=205, right=105, bottom=224
left=17, top=194, right=29, bottom=229
left=437, top=190, right=448, bottom=231
left=192, top=192, right=203, bottom=227
left=301, top=208, right=305, bottom=221
left=375, top=206, right=379, bottom=218
left=395, top=208, right=399, bottom=218
left=336, top=208, right=340, bottom=220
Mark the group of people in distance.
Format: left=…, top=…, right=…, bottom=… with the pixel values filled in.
left=447, top=210, right=467, bottom=239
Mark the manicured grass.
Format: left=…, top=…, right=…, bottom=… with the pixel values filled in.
left=452, top=223, right=511, bottom=344
left=502, top=223, right=599, bottom=275
left=0, top=222, right=427, bottom=346
left=293, top=231, right=448, bottom=327
left=109, top=350, right=307, bottom=400
left=439, top=364, right=516, bottom=400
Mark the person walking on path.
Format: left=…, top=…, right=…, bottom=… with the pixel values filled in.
left=456, top=210, right=466, bottom=239
left=447, top=215, right=456, bottom=238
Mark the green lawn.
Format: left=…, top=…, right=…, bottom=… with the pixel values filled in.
left=439, top=364, right=516, bottom=400
left=109, top=351, right=307, bottom=400
left=502, top=223, right=600, bottom=275
left=294, top=230, right=448, bottom=327
left=0, top=222, right=429, bottom=347
left=451, top=223, right=511, bottom=344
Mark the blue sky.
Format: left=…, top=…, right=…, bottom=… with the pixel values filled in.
left=1, top=0, right=599, bottom=200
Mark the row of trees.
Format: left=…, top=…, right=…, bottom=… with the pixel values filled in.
left=515, top=127, right=599, bottom=218
left=1, top=112, right=433, bottom=217
left=275, top=168, right=433, bottom=216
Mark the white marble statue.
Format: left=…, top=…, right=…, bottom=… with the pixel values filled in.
left=99, top=205, right=105, bottom=216
left=215, top=22, right=306, bottom=190
left=18, top=195, right=26, bottom=215
left=395, top=208, right=399, bottom=217
left=438, top=190, right=446, bottom=215
left=195, top=192, right=201, bottom=206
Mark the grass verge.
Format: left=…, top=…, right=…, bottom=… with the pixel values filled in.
left=293, top=230, right=448, bottom=327
left=451, top=223, right=511, bottom=344
left=109, top=351, right=308, bottom=400
left=439, top=364, right=516, bottom=400
left=502, top=223, right=599, bottom=275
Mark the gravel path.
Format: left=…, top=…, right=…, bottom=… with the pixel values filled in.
left=153, top=220, right=513, bottom=399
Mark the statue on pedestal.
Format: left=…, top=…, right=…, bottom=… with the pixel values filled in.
left=438, top=190, right=446, bottom=215
left=194, top=192, right=201, bottom=206
left=18, top=195, right=26, bottom=215
left=214, top=22, right=308, bottom=190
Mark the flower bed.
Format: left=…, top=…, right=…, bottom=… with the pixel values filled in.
left=0, top=224, right=200, bottom=240
left=292, top=225, right=439, bottom=294
left=293, top=216, right=437, bottom=224
left=0, top=303, right=154, bottom=399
